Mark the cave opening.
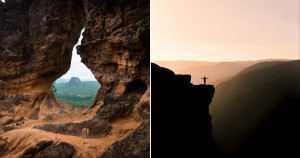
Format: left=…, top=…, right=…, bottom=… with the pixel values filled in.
left=53, top=28, right=100, bottom=109
left=0, top=0, right=5, bottom=3
left=124, top=79, right=147, bottom=95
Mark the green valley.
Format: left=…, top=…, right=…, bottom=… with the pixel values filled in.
left=53, top=78, right=100, bottom=108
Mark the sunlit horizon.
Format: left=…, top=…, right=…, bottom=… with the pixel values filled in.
left=152, top=58, right=297, bottom=62
left=151, top=0, right=300, bottom=61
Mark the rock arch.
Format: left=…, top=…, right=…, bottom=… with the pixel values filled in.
left=0, top=0, right=149, bottom=157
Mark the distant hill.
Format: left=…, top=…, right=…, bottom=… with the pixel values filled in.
left=210, top=60, right=300, bottom=156
left=55, top=77, right=97, bottom=83
left=154, top=59, right=291, bottom=85
left=153, top=60, right=216, bottom=71
left=67, top=77, right=81, bottom=86
left=54, top=81, right=100, bottom=108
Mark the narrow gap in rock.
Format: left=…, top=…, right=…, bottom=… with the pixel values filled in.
left=53, top=28, right=100, bottom=109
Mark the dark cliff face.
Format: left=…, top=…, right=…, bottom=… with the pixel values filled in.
left=151, top=63, right=219, bottom=157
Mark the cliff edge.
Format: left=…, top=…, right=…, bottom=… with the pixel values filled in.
left=151, top=63, right=219, bottom=157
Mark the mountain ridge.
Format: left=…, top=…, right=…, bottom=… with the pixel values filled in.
left=154, top=59, right=292, bottom=85
left=210, top=60, right=300, bottom=156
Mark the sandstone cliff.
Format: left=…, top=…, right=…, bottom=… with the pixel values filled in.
left=0, top=0, right=149, bottom=157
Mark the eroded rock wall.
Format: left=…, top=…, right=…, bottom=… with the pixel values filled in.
left=0, top=0, right=149, bottom=157
left=78, top=0, right=150, bottom=118
left=0, top=0, right=86, bottom=119
left=78, top=1, right=150, bottom=155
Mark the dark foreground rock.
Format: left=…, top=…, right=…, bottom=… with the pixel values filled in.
left=151, top=63, right=220, bottom=157
left=20, top=141, right=75, bottom=158
left=34, top=118, right=111, bottom=138
left=36, top=142, right=76, bottom=158
left=100, top=121, right=150, bottom=158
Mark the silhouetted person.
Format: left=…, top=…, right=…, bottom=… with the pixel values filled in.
left=202, top=76, right=208, bottom=85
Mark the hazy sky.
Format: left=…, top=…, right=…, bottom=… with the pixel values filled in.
left=151, top=0, right=299, bottom=61
left=60, top=29, right=96, bottom=80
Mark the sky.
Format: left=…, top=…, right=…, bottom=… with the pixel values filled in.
left=60, top=29, right=97, bottom=81
left=151, top=0, right=300, bottom=61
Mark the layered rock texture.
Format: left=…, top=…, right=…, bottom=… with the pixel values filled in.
left=151, top=63, right=220, bottom=157
left=0, top=0, right=149, bottom=157
left=0, top=0, right=86, bottom=120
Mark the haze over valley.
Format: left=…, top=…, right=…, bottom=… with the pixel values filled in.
left=154, top=59, right=291, bottom=85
